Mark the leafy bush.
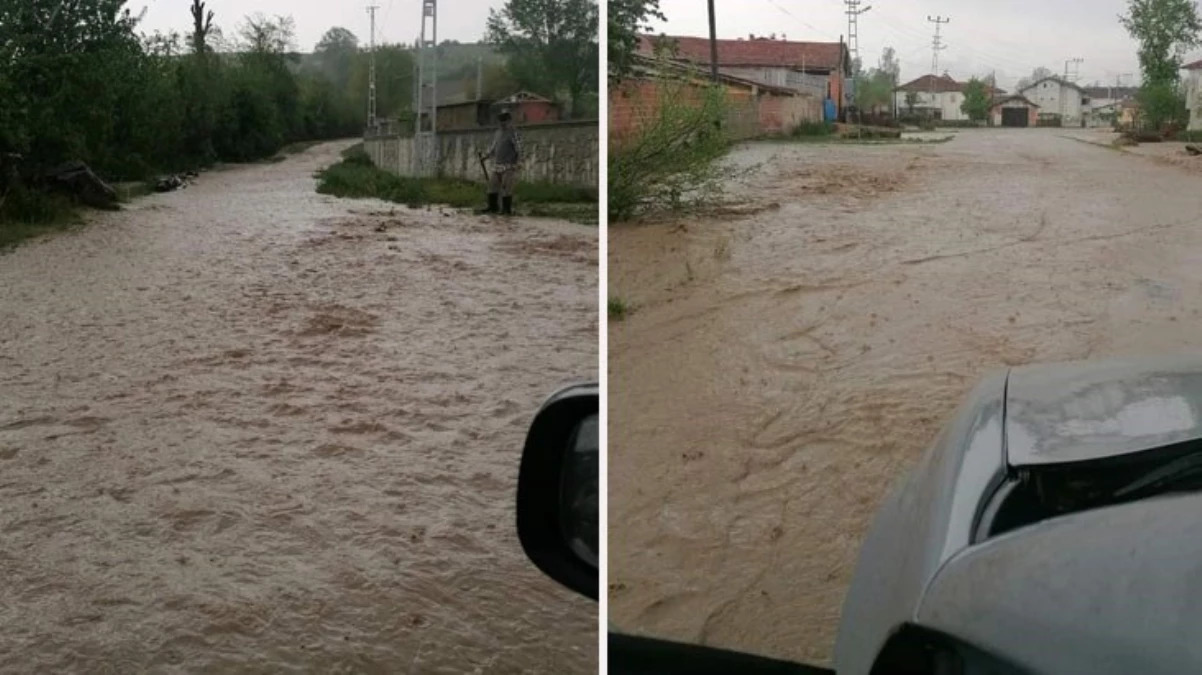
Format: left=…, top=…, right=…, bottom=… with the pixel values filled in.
left=608, top=77, right=733, bottom=221
left=1137, top=82, right=1188, bottom=131
left=935, top=119, right=985, bottom=128
left=793, top=121, right=835, bottom=137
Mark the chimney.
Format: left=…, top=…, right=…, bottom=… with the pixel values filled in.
left=749, top=33, right=755, bottom=40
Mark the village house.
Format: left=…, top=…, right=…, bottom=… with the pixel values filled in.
left=610, top=52, right=823, bottom=140
left=893, top=74, right=1005, bottom=122
left=638, top=34, right=850, bottom=117
left=1082, top=86, right=1139, bottom=128
left=425, top=89, right=560, bottom=132
left=1018, top=76, right=1087, bottom=126
left=989, top=94, right=1040, bottom=127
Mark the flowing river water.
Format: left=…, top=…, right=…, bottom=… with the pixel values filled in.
left=610, top=129, right=1202, bottom=666
left=0, top=141, right=598, bottom=673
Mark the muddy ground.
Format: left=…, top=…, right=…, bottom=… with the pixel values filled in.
left=609, top=128, right=1202, bottom=666
left=0, top=141, right=598, bottom=672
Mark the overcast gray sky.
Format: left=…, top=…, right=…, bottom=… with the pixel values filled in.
left=132, top=0, right=496, bottom=51
left=651, top=0, right=1202, bottom=89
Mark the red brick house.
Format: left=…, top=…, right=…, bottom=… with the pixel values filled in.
left=638, top=34, right=850, bottom=115
left=610, top=53, right=822, bottom=142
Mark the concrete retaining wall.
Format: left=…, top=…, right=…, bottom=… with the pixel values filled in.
left=363, top=121, right=598, bottom=190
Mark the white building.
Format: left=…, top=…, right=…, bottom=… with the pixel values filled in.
left=1082, top=86, right=1139, bottom=128
left=894, top=74, right=969, bottom=121
left=1018, top=76, right=1087, bottom=126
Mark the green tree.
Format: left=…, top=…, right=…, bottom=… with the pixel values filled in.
left=314, top=27, right=360, bottom=88
left=486, top=0, right=599, bottom=118
left=608, top=0, right=664, bottom=79
left=853, top=48, right=899, bottom=114
left=1121, top=0, right=1202, bottom=87
left=190, top=0, right=215, bottom=55
left=961, top=78, right=991, bottom=121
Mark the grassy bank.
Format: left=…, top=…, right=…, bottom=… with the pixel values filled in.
left=316, top=146, right=597, bottom=224
left=0, top=187, right=82, bottom=250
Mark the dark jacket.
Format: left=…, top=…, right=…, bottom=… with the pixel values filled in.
left=487, top=127, right=522, bottom=166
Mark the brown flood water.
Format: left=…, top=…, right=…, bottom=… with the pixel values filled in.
left=0, top=141, right=597, bottom=673
left=609, top=129, right=1202, bottom=666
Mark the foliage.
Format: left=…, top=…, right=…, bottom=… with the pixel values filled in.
left=792, top=121, right=835, bottom=137
left=1137, top=81, right=1188, bottom=129
left=960, top=78, right=991, bottom=121
left=608, top=0, right=665, bottom=79
left=853, top=47, right=899, bottom=113
left=486, top=0, right=599, bottom=117
left=608, top=75, right=732, bottom=221
left=608, top=297, right=630, bottom=321
left=1121, top=0, right=1202, bottom=87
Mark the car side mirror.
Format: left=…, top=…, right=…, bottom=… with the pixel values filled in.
left=517, top=383, right=599, bottom=601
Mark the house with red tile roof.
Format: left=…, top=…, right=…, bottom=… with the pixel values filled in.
left=894, top=74, right=1006, bottom=122
left=637, top=34, right=851, bottom=116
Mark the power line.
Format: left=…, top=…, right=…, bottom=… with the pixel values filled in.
left=763, top=0, right=831, bottom=37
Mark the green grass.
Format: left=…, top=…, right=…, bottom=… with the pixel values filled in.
left=0, top=187, right=82, bottom=250
left=792, top=121, right=836, bottom=138
left=608, top=297, right=630, bottom=321
left=317, top=147, right=597, bottom=219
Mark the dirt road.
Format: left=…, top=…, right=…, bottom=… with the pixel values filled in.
left=609, top=128, right=1202, bottom=666
left=0, top=142, right=597, bottom=672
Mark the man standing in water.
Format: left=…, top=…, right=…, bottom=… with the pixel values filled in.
left=480, top=110, right=522, bottom=215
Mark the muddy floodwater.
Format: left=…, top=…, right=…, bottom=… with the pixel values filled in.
left=0, top=142, right=597, bottom=672
left=609, top=129, right=1202, bottom=666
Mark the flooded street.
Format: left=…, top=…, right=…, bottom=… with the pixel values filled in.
left=0, top=142, right=597, bottom=673
left=609, top=128, right=1202, bottom=665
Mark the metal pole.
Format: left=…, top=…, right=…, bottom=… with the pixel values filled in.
left=476, top=56, right=483, bottom=100
left=367, top=5, right=379, bottom=127
left=708, top=0, right=718, bottom=82
left=927, top=16, right=949, bottom=121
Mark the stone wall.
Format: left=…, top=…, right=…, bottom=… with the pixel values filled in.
left=363, top=121, right=598, bottom=190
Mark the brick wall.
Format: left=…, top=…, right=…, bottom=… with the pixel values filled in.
left=363, top=120, right=598, bottom=190
left=609, top=76, right=820, bottom=142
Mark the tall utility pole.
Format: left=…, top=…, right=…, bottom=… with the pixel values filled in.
left=414, top=0, right=438, bottom=176
left=1061, top=57, right=1083, bottom=122
left=707, top=0, right=718, bottom=81
left=476, top=56, right=483, bottom=100
left=927, top=15, right=950, bottom=76
left=927, top=16, right=950, bottom=118
left=366, top=5, right=379, bottom=128
left=845, top=0, right=873, bottom=64
left=1063, top=57, right=1084, bottom=82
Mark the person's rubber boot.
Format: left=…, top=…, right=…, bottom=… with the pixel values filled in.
left=501, top=196, right=513, bottom=216
left=477, top=193, right=499, bottom=215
